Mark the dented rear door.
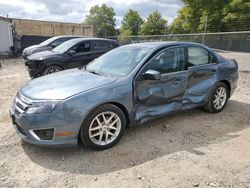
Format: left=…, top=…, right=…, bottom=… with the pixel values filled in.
left=183, top=46, right=218, bottom=109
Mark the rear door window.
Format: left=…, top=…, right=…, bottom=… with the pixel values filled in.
left=188, top=47, right=208, bottom=66
left=92, top=41, right=109, bottom=51
left=187, top=47, right=216, bottom=67
left=108, top=42, right=118, bottom=48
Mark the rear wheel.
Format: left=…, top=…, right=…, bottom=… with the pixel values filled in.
left=204, top=82, right=229, bottom=113
left=80, top=104, right=126, bottom=150
left=43, top=65, right=63, bottom=75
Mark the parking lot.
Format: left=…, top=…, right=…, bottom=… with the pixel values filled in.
left=0, top=53, right=250, bottom=187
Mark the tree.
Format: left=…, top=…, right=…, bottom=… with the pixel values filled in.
left=120, top=9, right=143, bottom=36
left=198, top=0, right=226, bottom=32
left=84, top=4, right=116, bottom=37
left=120, top=29, right=133, bottom=37
left=140, top=11, right=168, bottom=35
left=169, top=0, right=250, bottom=33
left=119, top=29, right=133, bottom=43
left=169, top=7, right=190, bottom=34
left=169, top=0, right=204, bottom=33
left=222, top=0, right=250, bottom=31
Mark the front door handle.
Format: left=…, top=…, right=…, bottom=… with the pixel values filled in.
left=172, top=79, right=184, bottom=84
left=211, top=69, right=216, bottom=73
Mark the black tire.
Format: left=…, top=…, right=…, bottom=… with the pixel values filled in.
left=43, top=65, right=63, bottom=75
left=204, top=82, right=229, bottom=113
left=80, top=104, right=126, bottom=150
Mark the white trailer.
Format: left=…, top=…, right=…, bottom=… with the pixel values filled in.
left=0, top=17, right=13, bottom=55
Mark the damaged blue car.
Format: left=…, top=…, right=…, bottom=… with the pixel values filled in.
left=10, top=42, right=238, bottom=150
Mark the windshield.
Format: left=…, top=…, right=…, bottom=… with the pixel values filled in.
left=51, top=40, right=78, bottom=54
left=86, top=45, right=152, bottom=77
left=39, top=37, right=58, bottom=46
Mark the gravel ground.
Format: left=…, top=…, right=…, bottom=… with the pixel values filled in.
left=0, top=57, right=250, bottom=188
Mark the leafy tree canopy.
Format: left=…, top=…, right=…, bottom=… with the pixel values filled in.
left=140, top=11, right=168, bottom=35
left=169, top=0, right=250, bottom=33
left=85, top=4, right=116, bottom=37
left=120, top=9, right=144, bottom=36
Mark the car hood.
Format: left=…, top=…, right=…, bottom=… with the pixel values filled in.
left=27, top=50, right=60, bottom=60
left=24, top=45, right=50, bottom=55
left=25, top=45, right=40, bottom=51
left=20, top=69, right=117, bottom=100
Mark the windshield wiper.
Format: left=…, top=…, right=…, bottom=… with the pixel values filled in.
left=83, top=67, right=108, bottom=77
left=88, top=70, right=102, bottom=76
left=87, top=69, right=108, bottom=77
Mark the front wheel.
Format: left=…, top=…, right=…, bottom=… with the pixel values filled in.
left=204, top=82, right=229, bottom=113
left=43, top=65, right=63, bottom=75
left=80, top=104, right=126, bottom=150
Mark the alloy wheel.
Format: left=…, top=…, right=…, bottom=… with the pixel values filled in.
left=89, top=111, right=121, bottom=146
left=213, top=87, right=227, bottom=110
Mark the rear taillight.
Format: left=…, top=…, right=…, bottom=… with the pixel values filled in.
left=231, top=59, right=238, bottom=69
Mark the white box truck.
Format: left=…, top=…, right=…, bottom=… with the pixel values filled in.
left=0, top=17, right=14, bottom=56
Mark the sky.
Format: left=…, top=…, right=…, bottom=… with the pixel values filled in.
left=0, top=0, right=184, bottom=27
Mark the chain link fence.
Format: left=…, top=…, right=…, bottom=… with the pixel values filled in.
left=108, top=31, right=250, bottom=52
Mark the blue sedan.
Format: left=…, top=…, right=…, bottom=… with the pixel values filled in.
left=10, top=42, right=238, bottom=150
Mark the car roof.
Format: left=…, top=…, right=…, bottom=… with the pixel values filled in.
left=125, top=41, right=206, bottom=49
left=64, top=37, right=117, bottom=43
left=52, top=35, right=84, bottom=38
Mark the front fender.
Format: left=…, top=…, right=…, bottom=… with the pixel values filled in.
left=61, top=78, right=133, bottom=130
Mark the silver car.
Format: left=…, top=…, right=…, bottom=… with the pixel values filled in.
left=22, top=36, right=82, bottom=59
left=10, top=42, right=238, bottom=150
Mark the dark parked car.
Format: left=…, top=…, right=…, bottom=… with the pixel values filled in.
left=25, top=38, right=118, bottom=78
left=22, top=35, right=83, bottom=59
left=10, top=42, right=238, bottom=150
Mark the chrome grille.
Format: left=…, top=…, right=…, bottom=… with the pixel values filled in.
left=13, top=92, right=32, bottom=114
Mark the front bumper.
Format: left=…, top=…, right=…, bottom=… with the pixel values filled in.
left=26, top=67, right=40, bottom=78
left=10, top=107, right=78, bottom=148
left=25, top=60, right=44, bottom=78
left=22, top=51, right=28, bottom=60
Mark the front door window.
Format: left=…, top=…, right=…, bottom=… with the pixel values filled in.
left=73, top=42, right=90, bottom=53
left=147, top=47, right=185, bottom=74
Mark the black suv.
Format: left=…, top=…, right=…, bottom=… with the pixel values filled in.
left=25, top=38, right=118, bottom=78
left=22, top=36, right=83, bottom=59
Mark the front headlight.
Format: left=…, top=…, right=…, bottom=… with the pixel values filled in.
left=26, top=101, right=61, bottom=114
left=22, top=50, right=26, bottom=55
left=26, top=50, right=32, bottom=56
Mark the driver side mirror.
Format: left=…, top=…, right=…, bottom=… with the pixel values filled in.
left=143, top=70, right=161, bottom=80
left=67, top=50, right=76, bottom=56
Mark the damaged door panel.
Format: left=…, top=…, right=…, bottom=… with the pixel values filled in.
left=134, top=71, right=188, bottom=123
left=183, top=46, right=219, bottom=109
left=133, top=46, right=187, bottom=123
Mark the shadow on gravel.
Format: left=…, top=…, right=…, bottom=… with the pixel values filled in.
left=22, top=100, right=250, bottom=175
